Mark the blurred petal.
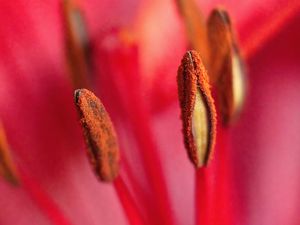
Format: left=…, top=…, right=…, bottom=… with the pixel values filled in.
left=232, top=14, right=300, bottom=225
left=0, top=182, right=51, bottom=225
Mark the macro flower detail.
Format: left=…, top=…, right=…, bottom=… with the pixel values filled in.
left=0, top=0, right=299, bottom=224
left=177, top=50, right=216, bottom=167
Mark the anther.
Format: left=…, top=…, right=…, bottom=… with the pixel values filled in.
left=177, top=50, right=217, bottom=168
left=175, top=0, right=209, bottom=65
left=62, top=0, right=91, bottom=89
left=0, top=122, right=19, bottom=185
left=74, top=89, right=120, bottom=181
left=207, top=8, right=246, bottom=124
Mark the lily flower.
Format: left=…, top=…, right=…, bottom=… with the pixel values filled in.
left=0, top=0, right=299, bottom=225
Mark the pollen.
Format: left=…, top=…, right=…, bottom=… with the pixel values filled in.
left=177, top=50, right=217, bottom=168
left=74, top=89, right=120, bottom=182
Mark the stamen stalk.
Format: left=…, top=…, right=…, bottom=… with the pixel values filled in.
left=114, top=176, right=147, bottom=225
left=213, top=127, right=235, bottom=225
left=97, top=42, right=176, bottom=224
left=195, top=167, right=215, bottom=225
left=114, top=81, right=176, bottom=225
left=20, top=170, right=72, bottom=225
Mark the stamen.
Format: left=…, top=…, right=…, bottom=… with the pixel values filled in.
left=62, top=0, right=91, bottom=89
left=207, top=8, right=246, bottom=125
left=175, top=0, right=209, bottom=65
left=74, top=89, right=120, bottom=182
left=75, top=89, right=150, bottom=224
left=177, top=50, right=217, bottom=167
left=0, top=122, right=19, bottom=185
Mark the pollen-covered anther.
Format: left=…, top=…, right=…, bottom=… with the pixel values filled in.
left=0, top=122, right=19, bottom=185
left=74, top=89, right=120, bottom=182
left=207, top=8, right=246, bottom=125
left=177, top=50, right=217, bottom=168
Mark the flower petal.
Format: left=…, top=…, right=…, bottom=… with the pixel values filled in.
left=232, top=15, right=300, bottom=224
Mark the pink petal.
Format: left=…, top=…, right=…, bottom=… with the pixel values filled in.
left=232, top=14, right=300, bottom=225
left=0, top=182, right=51, bottom=225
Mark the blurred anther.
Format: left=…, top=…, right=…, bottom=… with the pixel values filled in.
left=62, top=0, right=92, bottom=89
left=0, top=122, right=19, bottom=185
left=207, top=8, right=246, bottom=125
left=175, top=0, right=209, bottom=65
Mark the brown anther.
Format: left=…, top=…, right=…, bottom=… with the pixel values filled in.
left=0, top=122, right=19, bottom=185
left=175, top=0, right=209, bottom=65
left=207, top=8, right=246, bottom=125
left=177, top=50, right=217, bottom=168
left=74, top=89, right=120, bottom=182
left=62, top=0, right=91, bottom=89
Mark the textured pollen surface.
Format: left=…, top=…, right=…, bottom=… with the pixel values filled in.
left=177, top=50, right=217, bottom=167
left=74, top=89, right=120, bottom=181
